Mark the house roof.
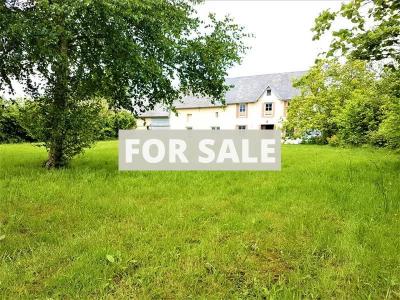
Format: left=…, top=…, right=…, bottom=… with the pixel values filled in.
left=140, top=104, right=170, bottom=118
left=140, top=70, right=306, bottom=116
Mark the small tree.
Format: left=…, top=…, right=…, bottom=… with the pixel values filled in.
left=0, top=0, right=248, bottom=168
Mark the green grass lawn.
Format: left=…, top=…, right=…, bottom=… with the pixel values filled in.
left=0, top=141, right=399, bottom=299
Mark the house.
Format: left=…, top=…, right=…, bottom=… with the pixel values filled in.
left=137, top=71, right=306, bottom=130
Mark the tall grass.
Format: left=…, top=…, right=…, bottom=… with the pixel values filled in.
left=0, top=142, right=399, bottom=298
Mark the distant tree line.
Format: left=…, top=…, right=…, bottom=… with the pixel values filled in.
left=0, top=98, right=135, bottom=144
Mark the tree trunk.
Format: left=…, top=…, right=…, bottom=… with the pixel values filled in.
left=45, top=29, right=69, bottom=169
left=46, top=141, right=66, bottom=169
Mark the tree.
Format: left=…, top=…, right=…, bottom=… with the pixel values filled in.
left=336, top=89, right=382, bottom=146
left=284, top=59, right=382, bottom=145
left=374, top=68, right=400, bottom=149
left=288, top=0, right=399, bottom=147
left=0, top=0, right=248, bottom=168
left=19, top=97, right=106, bottom=160
left=312, top=0, right=400, bottom=68
left=309, top=0, right=400, bottom=149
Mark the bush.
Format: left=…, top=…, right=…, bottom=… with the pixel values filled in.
left=285, top=59, right=400, bottom=150
left=301, top=130, right=327, bottom=145
left=375, top=71, right=400, bottom=150
left=376, top=100, right=400, bottom=149
left=327, top=135, right=341, bottom=147
left=0, top=98, right=34, bottom=143
left=370, top=131, right=388, bottom=148
left=335, top=91, right=382, bottom=146
left=99, top=109, right=136, bottom=140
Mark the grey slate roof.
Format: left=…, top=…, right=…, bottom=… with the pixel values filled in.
left=140, top=71, right=306, bottom=116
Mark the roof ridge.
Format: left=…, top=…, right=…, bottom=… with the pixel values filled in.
left=226, top=70, right=307, bottom=80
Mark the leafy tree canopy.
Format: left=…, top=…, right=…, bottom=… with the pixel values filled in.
left=1, top=0, right=248, bottom=111
left=285, top=58, right=400, bottom=148
left=312, top=0, right=400, bottom=68
left=285, top=59, right=381, bottom=144
left=290, top=1, right=400, bottom=148
left=0, top=0, right=248, bottom=167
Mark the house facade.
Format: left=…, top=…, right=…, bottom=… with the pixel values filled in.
left=137, top=71, right=305, bottom=130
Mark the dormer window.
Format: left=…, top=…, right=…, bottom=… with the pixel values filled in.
left=266, top=87, right=272, bottom=96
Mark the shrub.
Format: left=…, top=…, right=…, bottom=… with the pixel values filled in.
left=0, top=98, right=34, bottom=143
left=285, top=59, right=400, bottom=149
left=335, top=91, right=382, bottom=146
left=99, top=109, right=136, bottom=140
left=370, top=131, right=388, bottom=148
left=375, top=70, right=400, bottom=150
left=1, top=97, right=136, bottom=147
left=327, top=135, right=341, bottom=147
left=301, top=130, right=327, bottom=145
left=376, top=100, right=400, bottom=149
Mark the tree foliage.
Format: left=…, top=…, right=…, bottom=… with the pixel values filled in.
left=0, top=98, right=34, bottom=143
left=285, top=59, right=385, bottom=146
left=286, top=59, right=400, bottom=149
left=374, top=69, right=400, bottom=149
left=99, top=108, right=136, bottom=140
left=0, top=97, right=136, bottom=144
left=0, top=0, right=248, bottom=167
left=307, top=0, right=400, bottom=149
left=312, top=0, right=400, bottom=68
left=336, top=89, right=382, bottom=146
left=20, top=97, right=106, bottom=160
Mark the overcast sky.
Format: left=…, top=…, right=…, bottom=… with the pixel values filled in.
left=197, top=0, right=343, bottom=77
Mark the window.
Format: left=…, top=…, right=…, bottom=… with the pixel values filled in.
left=238, top=103, right=247, bottom=117
left=211, top=126, right=220, bottom=130
left=264, top=103, right=273, bottom=116
left=266, top=87, right=271, bottom=96
left=261, top=124, right=274, bottom=130
left=237, top=125, right=246, bottom=130
left=215, top=112, right=219, bottom=118
left=186, top=114, right=192, bottom=122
